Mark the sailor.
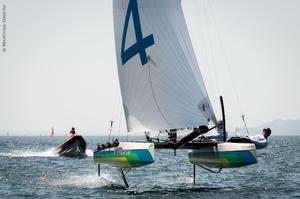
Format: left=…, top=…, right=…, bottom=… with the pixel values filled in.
left=249, top=128, right=272, bottom=142
left=145, top=132, right=152, bottom=142
left=107, top=142, right=112, bottom=148
left=262, top=128, right=272, bottom=139
left=113, top=138, right=119, bottom=147
left=69, top=127, right=76, bottom=137
left=167, top=129, right=177, bottom=143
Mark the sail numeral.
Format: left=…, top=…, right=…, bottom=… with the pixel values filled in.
left=121, top=0, right=155, bottom=66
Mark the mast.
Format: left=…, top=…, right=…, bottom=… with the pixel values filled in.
left=241, top=115, right=250, bottom=135
left=220, top=96, right=226, bottom=141
left=108, top=121, right=114, bottom=141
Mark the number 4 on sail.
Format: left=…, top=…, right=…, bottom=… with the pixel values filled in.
left=120, top=0, right=154, bottom=65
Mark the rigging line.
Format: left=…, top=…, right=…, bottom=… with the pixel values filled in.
left=202, top=0, right=222, bottom=119
left=241, top=114, right=250, bottom=135
left=193, top=0, right=221, bottom=119
left=147, top=60, right=173, bottom=129
left=107, top=122, right=111, bottom=142
left=203, top=0, right=220, bottom=95
left=206, top=0, right=244, bottom=115
left=117, top=103, right=123, bottom=138
left=112, top=85, right=121, bottom=140
left=108, top=120, right=114, bottom=142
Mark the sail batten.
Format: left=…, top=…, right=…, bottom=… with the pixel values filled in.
left=114, top=0, right=216, bottom=133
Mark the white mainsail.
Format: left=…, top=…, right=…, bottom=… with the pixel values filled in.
left=113, top=0, right=217, bottom=133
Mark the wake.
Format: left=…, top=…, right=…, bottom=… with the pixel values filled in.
left=50, top=173, right=118, bottom=188
left=0, top=148, right=94, bottom=157
left=86, top=149, right=94, bottom=156
left=0, top=148, right=58, bottom=157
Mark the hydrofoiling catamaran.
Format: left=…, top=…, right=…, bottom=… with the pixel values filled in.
left=94, top=0, right=257, bottom=188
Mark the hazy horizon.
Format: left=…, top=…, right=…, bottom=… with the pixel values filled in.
left=2, top=117, right=299, bottom=136
left=1, top=0, right=300, bottom=136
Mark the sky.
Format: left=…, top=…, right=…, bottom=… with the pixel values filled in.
left=0, top=0, right=299, bottom=136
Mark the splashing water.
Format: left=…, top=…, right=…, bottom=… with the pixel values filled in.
left=0, top=148, right=58, bottom=157
left=0, top=136, right=299, bottom=198
left=0, top=148, right=93, bottom=158
left=86, top=149, right=94, bottom=157
left=51, top=173, right=117, bottom=188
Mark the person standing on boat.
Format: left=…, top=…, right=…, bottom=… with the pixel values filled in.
left=69, top=127, right=76, bottom=137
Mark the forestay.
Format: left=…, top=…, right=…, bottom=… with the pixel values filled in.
left=113, top=0, right=217, bottom=133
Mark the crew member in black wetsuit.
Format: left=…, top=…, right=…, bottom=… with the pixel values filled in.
left=69, top=127, right=76, bottom=137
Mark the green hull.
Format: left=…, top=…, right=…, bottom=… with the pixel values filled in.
left=189, top=149, right=257, bottom=168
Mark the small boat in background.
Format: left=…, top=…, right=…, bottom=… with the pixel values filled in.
left=50, top=127, right=55, bottom=137
left=54, top=128, right=87, bottom=158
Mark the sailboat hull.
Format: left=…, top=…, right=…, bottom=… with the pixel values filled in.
left=94, top=142, right=155, bottom=168
left=228, top=136, right=269, bottom=149
left=188, top=142, right=257, bottom=168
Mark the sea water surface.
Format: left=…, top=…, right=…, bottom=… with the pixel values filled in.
left=0, top=136, right=299, bottom=198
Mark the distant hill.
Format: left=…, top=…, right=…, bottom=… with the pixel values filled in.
left=249, top=118, right=300, bottom=135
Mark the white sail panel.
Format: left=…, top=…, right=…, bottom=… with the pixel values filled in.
left=113, top=0, right=217, bottom=132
